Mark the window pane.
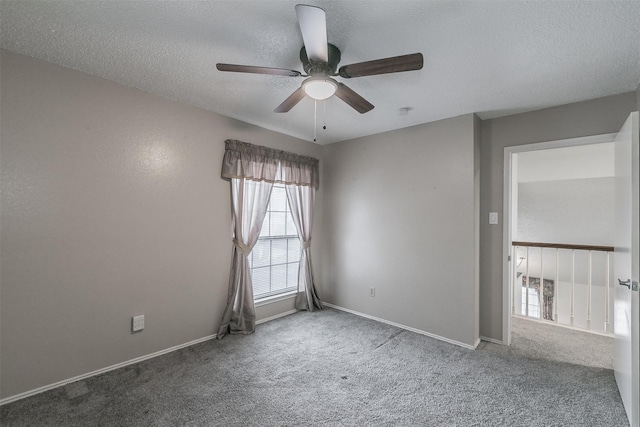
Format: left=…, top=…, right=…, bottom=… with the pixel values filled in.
left=252, top=240, right=271, bottom=268
left=271, top=239, right=287, bottom=264
left=270, top=212, right=286, bottom=236
left=252, top=267, right=271, bottom=295
left=261, top=213, right=270, bottom=237
left=288, top=238, right=300, bottom=261
left=287, top=262, right=299, bottom=288
left=270, top=187, right=287, bottom=211
left=285, top=212, right=297, bottom=236
left=271, top=264, right=287, bottom=291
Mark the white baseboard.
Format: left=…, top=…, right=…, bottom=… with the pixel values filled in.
left=1, top=309, right=300, bottom=406
left=0, top=333, right=217, bottom=406
left=1, top=306, right=478, bottom=405
left=480, top=336, right=503, bottom=345
left=323, top=303, right=477, bottom=350
left=255, top=309, right=297, bottom=325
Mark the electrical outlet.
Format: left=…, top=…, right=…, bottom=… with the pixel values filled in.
left=132, top=315, right=145, bottom=332
left=369, top=287, right=375, bottom=297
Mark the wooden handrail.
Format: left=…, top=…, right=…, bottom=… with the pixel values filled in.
left=512, top=241, right=614, bottom=252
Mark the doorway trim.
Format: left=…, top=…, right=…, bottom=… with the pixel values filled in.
left=502, top=132, right=617, bottom=345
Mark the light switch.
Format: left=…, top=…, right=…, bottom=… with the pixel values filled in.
left=489, top=212, right=499, bottom=225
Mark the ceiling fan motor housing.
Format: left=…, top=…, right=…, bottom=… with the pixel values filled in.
left=300, top=43, right=341, bottom=76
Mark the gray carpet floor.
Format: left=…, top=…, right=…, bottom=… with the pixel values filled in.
left=0, top=308, right=629, bottom=426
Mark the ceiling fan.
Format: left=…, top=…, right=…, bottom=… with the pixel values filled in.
left=216, top=4, right=423, bottom=114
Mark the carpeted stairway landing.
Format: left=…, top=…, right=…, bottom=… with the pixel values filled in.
left=0, top=308, right=628, bottom=426
left=510, top=315, right=614, bottom=369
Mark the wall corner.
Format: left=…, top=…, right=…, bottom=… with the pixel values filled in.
left=473, top=114, right=482, bottom=344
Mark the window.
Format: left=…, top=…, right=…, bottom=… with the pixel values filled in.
left=522, top=287, right=540, bottom=318
left=249, top=184, right=300, bottom=299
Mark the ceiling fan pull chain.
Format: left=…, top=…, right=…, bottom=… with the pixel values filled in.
left=323, top=100, right=327, bottom=130
left=313, top=99, right=317, bottom=142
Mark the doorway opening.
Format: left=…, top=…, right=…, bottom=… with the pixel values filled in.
left=502, top=133, right=617, bottom=367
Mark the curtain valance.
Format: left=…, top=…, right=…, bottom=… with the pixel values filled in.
left=221, top=139, right=319, bottom=188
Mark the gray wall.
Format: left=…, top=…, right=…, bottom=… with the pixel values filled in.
left=480, top=91, right=638, bottom=341
left=322, top=114, right=480, bottom=347
left=0, top=50, right=323, bottom=398
left=517, top=178, right=615, bottom=246
left=2, top=47, right=637, bottom=399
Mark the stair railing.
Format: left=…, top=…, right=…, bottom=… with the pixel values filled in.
left=511, top=241, right=614, bottom=335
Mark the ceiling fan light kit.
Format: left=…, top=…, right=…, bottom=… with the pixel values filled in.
left=302, top=77, right=338, bottom=100
left=216, top=4, right=424, bottom=140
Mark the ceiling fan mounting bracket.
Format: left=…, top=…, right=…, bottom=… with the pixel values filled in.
left=300, top=43, right=341, bottom=76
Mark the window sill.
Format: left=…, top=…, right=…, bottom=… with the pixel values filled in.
left=255, top=291, right=297, bottom=307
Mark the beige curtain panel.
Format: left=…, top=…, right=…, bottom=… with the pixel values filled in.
left=286, top=184, right=323, bottom=311
left=221, top=139, right=319, bottom=188
left=217, top=178, right=273, bottom=338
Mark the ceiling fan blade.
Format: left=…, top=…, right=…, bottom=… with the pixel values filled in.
left=334, top=83, right=374, bottom=114
left=274, top=88, right=306, bottom=113
left=338, top=53, right=423, bottom=78
left=216, top=63, right=301, bottom=77
left=295, top=5, right=328, bottom=63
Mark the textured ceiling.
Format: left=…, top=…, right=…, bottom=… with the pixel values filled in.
left=1, top=1, right=639, bottom=144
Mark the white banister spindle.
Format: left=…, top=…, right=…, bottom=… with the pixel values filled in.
left=570, top=250, right=575, bottom=327
left=539, top=247, right=544, bottom=320
left=605, top=252, right=610, bottom=333
left=554, top=248, right=559, bottom=322
left=525, top=247, right=530, bottom=317
left=512, top=246, right=517, bottom=315
left=587, top=251, right=592, bottom=330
